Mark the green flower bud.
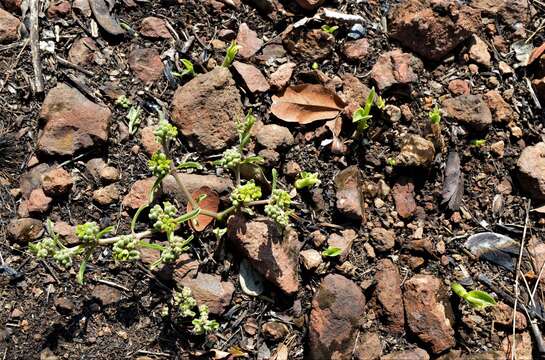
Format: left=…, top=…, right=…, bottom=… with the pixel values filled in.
left=75, top=222, right=100, bottom=243
left=230, top=180, right=261, bottom=207
left=148, top=151, right=171, bottom=177
left=154, top=120, right=178, bottom=144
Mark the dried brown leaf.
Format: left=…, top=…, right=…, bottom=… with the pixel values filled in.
left=528, top=42, right=545, bottom=66
left=187, top=186, right=219, bottom=232
left=271, top=84, right=345, bottom=124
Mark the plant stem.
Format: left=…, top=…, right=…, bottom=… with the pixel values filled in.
left=97, top=230, right=153, bottom=245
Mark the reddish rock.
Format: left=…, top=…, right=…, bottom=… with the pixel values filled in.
left=0, top=8, right=20, bottom=43
left=370, top=227, right=395, bottom=252
left=300, top=249, right=322, bottom=270
left=68, top=37, right=98, bottom=66
left=392, top=178, right=417, bottom=219
left=236, top=23, right=263, bottom=59
left=492, top=302, right=526, bottom=329
left=176, top=272, right=235, bottom=315
left=27, top=188, right=52, bottom=214
left=442, top=95, right=492, bottom=130
left=501, top=332, right=532, bottom=360
left=171, top=67, right=243, bottom=152
left=41, top=167, right=73, bottom=196
left=269, top=62, right=295, bottom=90
left=53, top=221, right=78, bottom=245
left=483, top=90, right=517, bottom=123
left=381, top=348, right=429, bottom=360
left=140, top=126, right=161, bottom=156
left=20, top=163, right=50, bottom=198
left=354, top=332, right=383, bottom=360
left=255, top=124, right=293, bottom=149
left=139, top=17, right=172, bottom=39
left=533, top=77, right=545, bottom=105
left=334, top=166, right=364, bottom=221
left=8, top=218, right=43, bottom=244
left=296, top=0, right=324, bottom=10
left=227, top=215, right=300, bottom=294
left=163, top=173, right=231, bottom=200
left=308, top=274, right=366, bottom=360
left=327, top=229, right=357, bottom=261
left=469, top=35, right=491, bottom=67
left=128, top=48, right=164, bottom=83
left=232, top=61, right=270, bottom=93
left=1, top=0, right=22, bottom=13
left=86, top=158, right=119, bottom=183
left=517, top=142, right=545, bottom=200
left=342, top=38, right=369, bottom=62
left=403, top=275, right=455, bottom=354
left=448, top=79, right=470, bottom=96
left=47, top=0, right=71, bottom=18
left=371, top=49, right=421, bottom=91
left=375, top=259, right=404, bottom=334
left=470, top=0, right=529, bottom=28
left=122, top=177, right=158, bottom=209
left=341, top=74, right=372, bottom=118
left=284, top=28, right=334, bottom=61
left=38, top=84, right=111, bottom=156
left=389, top=0, right=480, bottom=61
left=92, top=284, right=121, bottom=306
left=93, top=184, right=120, bottom=205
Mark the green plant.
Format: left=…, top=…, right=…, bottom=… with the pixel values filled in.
left=321, top=24, right=339, bottom=34
left=171, top=287, right=219, bottom=335
left=386, top=158, right=396, bottom=167
left=126, top=105, right=143, bottom=135
left=30, top=109, right=296, bottom=284
left=115, top=95, right=132, bottom=109
left=451, top=283, right=496, bottom=310
left=375, top=95, right=386, bottom=110
left=470, top=139, right=486, bottom=147
left=295, top=172, right=320, bottom=190
left=353, top=87, right=376, bottom=136
left=222, top=41, right=240, bottom=67
left=429, top=105, right=441, bottom=124
left=172, top=59, right=195, bottom=78
left=311, top=62, right=319, bottom=70
left=322, top=246, right=342, bottom=257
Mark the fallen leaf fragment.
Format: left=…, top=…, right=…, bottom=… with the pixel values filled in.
left=441, top=151, right=463, bottom=210
left=271, top=84, right=345, bottom=124
left=89, top=0, right=126, bottom=36
left=187, top=186, right=219, bottom=232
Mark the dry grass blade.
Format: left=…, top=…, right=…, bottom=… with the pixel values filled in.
left=271, top=84, right=346, bottom=124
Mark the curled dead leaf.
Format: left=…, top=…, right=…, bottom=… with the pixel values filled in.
left=271, top=84, right=346, bottom=124
left=187, top=186, right=219, bottom=232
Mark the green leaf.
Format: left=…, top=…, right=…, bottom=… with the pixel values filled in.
left=96, top=226, right=115, bottom=240
left=241, top=156, right=264, bottom=165
left=177, top=161, right=203, bottom=170
left=271, top=169, right=279, bottom=191
left=322, top=246, right=342, bottom=257
left=451, top=283, right=468, bottom=298
left=321, top=25, right=339, bottom=34
left=138, top=241, right=165, bottom=251
left=222, top=41, right=240, bottom=67
left=77, top=256, right=89, bottom=285
left=176, top=208, right=201, bottom=223
left=127, top=105, right=143, bottom=135
left=464, top=290, right=497, bottom=309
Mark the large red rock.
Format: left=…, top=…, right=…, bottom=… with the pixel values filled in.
left=371, top=49, right=421, bottom=91
left=375, top=259, right=404, bottom=334
left=139, top=17, right=172, bottom=39
left=388, top=0, right=480, bottom=61
left=403, top=275, right=455, bottom=354
left=171, top=67, right=243, bottom=152
left=38, top=84, right=111, bottom=156
left=128, top=48, right=164, bottom=83
left=8, top=218, right=43, bottom=244
left=68, top=37, right=98, bottom=66
left=41, top=167, right=73, bottom=196
left=227, top=215, right=300, bottom=294
left=308, top=274, right=366, bottom=360
left=0, top=8, right=20, bottom=43
left=284, top=28, right=334, bottom=61
left=517, top=142, right=545, bottom=200
left=122, top=177, right=159, bottom=210
left=470, top=0, right=529, bottom=28
left=236, top=23, right=262, bottom=59
left=232, top=61, right=270, bottom=93
left=176, top=272, right=235, bottom=315
left=442, top=95, right=492, bottom=131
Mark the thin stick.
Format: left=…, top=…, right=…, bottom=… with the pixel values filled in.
left=531, top=260, right=545, bottom=300
left=55, top=55, right=95, bottom=77
left=511, top=199, right=531, bottom=360
left=29, top=0, right=44, bottom=94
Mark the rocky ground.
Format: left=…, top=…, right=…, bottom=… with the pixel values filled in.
left=2, top=0, right=545, bottom=359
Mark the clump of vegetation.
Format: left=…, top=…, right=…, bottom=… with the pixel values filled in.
left=172, top=59, right=195, bottom=78
left=451, top=283, right=496, bottom=310
left=321, top=24, right=339, bottom=34
left=429, top=104, right=445, bottom=152
left=169, top=287, right=219, bottom=335
left=353, top=87, right=376, bottom=136
left=222, top=40, right=240, bottom=67
left=295, top=172, right=320, bottom=190
left=322, top=246, right=342, bottom=258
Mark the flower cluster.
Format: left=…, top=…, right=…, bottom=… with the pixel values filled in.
left=230, top=180, right=262, bottom=207
left=265, top=189, right=293, bottom=228
left=30, top=237, right=74, bottom=268
left=159, top=235, right=192, bottom=264
left=112, top=235, right=140, bottom=261
left=149, top=202, right=179, bottom=233
left=192, top=305, right=219, bottom=335
left=173, top=287, right=219, bottom=334
left=53, top=247, right=74, bottom=267
left=75, top=222, right=100, bottom=244
left=154, top=119, right=178, bottom=144
left=148, top=151, right=172, bottom=177
left=215, top=148, right=242, bottom=170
